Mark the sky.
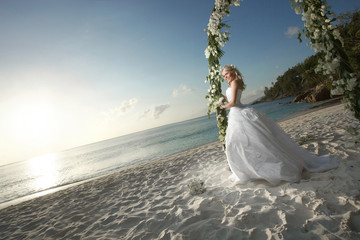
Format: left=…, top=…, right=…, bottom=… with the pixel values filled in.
left=0, top=0, right=359, bottom=166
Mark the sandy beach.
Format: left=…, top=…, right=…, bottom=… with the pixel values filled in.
left=0, top=103, right=359, bottom=240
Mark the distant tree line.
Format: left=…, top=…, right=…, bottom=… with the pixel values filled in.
left=262, top=10, right=360, bottom=101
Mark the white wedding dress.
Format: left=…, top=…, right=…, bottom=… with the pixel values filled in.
left=225, top=88, right=339, bottom=185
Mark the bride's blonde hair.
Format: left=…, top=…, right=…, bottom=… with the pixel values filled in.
left=222, top=65, right=246, bottom=90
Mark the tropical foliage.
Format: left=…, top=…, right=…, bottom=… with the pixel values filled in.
left=291, top=0, right=359, bottom=119
left=264, top=10, right=360, bottom=111
left=263, top=53, right=326, bottom=100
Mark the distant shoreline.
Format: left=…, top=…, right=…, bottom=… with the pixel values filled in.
left=278, top=97, right=342, bottom=123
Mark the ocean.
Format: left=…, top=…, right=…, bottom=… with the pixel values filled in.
left=0, top=97, right=327, bottom=208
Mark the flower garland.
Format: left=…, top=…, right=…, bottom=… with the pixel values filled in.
left=205, top=0, right=359, bottom=150
left=204, top=0, right=242, bottom=148
left=291, top=0, right=359, bottom=119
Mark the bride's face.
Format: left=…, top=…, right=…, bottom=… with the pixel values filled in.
left=222, top=70, right=234, bottom=83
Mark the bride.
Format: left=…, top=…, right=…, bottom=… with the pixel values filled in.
left=220, top=64, right=339, bottom=185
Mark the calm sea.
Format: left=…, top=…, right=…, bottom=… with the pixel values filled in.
left=0, top=97, right=327, bottom=208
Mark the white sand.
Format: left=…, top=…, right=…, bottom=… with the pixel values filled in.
left=1, top=103, right=359, bottom=240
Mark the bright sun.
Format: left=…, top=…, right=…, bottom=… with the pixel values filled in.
left=0, top=90, right=70, bottom=165
left=7, top=100, right=57, bottom=147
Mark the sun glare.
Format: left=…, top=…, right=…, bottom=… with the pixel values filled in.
left=27, top=153, right=60, bottom=191
left=8, top=100, right=57, bottom=145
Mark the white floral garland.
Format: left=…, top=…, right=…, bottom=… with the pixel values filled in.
left=204, top=0, right=242, bottom=148
left=205, top=0, right=359, bottom=149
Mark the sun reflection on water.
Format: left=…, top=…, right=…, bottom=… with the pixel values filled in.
left=27, top=153, right=60, bottom=191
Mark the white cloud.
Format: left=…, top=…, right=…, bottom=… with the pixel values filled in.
left=285, top=26, right=299, bottom=38
left=139, top=108, right=151, bottom=119
left=172, top=84, right=195, bottom=97
left=117, top=98, right=138, bottom=113
left=153, top=104, right=170, bottom=118
left=103, top=98, right=138, bottom=121
left=139, top=104, right=170, bottom=119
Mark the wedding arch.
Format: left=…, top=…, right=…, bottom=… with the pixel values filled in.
left=205, top=0, right=359, bottom=147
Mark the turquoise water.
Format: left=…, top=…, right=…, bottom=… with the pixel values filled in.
left=251, top=97, right=315, bottom=121
left=0, top=98, right=324, bottom=206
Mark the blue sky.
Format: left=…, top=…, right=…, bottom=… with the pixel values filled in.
left=0, top=0, right=359, bottom=165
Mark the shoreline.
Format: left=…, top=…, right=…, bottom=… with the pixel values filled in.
left=0, top=101, right=347, bottom=210
left=0, top=99, right=341, bottom=210
left=1, top=103, right=359, bottom=239
left=0, top=141, right=220, bottom=211
left=278, top=97, right=342, bottom=123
